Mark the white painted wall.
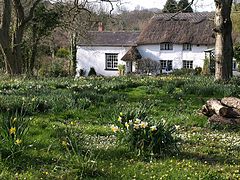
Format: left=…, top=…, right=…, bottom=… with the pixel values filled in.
left=76, top=44, right=214, bottom=76
left=137, top=44, right=212, bottom=69
left=76, top=46, right=130, bottom=76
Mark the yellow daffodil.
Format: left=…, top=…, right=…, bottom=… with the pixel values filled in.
left=135, top=118, right=141, bottom=124
left=9, top=127, right=16, bottom=135
left=111, top=125, right=119, bottom=133
left=150, top=125, right=157, bottom=132
left=140, top=121, right=148, bottom=129
left=125, top=122, right=129, bottom=130
left=119, top=112, right=123, bottom=116
left=70, top=121, right=76, bottom=125
left=15, top=139, right=22, bottom=145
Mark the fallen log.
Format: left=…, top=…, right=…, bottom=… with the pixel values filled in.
left=208, top=114, right=240, bottom=125
left=206, top=99, right=230, bottom=117
left=221, top=97, right=240, bottom=110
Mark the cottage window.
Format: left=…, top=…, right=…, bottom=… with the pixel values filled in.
left=183, top=43, right=192, bottom=51
left=183, top=60, right=193, bottom=69
left=160, top=43, right=173, bottom=50
left=160, top=60, right=172, bottom=70
left=105, top=53, right=118, bottom=70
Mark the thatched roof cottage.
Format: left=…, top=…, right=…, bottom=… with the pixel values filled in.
left=76, top=12, right=218, bottom=76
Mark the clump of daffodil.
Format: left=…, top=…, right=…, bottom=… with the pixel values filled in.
left=9, top=127, right=16, bottom=135
left=15, top=139, right=22, bottom=145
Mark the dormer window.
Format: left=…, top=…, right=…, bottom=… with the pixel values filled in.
left=183, top=43, right=192, bottom=51
left=160, top=43, right=173, bottom=50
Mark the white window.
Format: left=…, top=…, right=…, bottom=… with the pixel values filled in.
left=160, top=43, right=173, bottom=50
left=105, top=53, right=118, bottom=70
left=160, top=60, right=172, bottom=70
left=183, top=43, right=192, bottom=51
left=183, top=60, right=193, bottom=69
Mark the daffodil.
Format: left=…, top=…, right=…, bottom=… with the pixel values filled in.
left=15, top=139, right=22, bottom=145
left=134, top=123, right=140, bottom=129
left=119, top=112, right=123, bottom=116
left=135, top=118, right=141, bottom=124
left=140, top=121, right=148, bottom=129
left=129, top=120, right=133, bottom=124
left=150, top=125, right=157, bottom=132
left=12, top=117, right=17, bottom=123
left=9, top=127, right=16, bottom=135
left=111, top=125, right=119, bottom=133
left=118, top=116, right=122, bottom=122
left=125, top=122, right=129, bottom=130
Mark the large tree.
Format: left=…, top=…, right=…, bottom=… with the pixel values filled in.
left=214, top=0, right=233, bottom=80
left=0, top=0, right=42, bottom=75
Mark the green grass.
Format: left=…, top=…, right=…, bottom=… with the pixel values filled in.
left=0, top=75, right=240, bottom=179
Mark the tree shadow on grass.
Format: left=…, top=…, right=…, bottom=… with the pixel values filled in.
left=177, top=151, right=239, bottom=165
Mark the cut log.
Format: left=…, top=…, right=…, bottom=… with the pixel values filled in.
left=206, top=99, right=230, bottom=117
left=202, top=105, right=213, bottom=117
left=208, top=114, right=240, bottom=125
left=221, top=97, right=240, bottom=110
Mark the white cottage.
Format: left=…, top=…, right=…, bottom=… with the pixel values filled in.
left=77, top=12, right=216, bottom=76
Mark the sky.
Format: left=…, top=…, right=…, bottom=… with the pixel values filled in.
left=114, top=0, right=215, bottom=12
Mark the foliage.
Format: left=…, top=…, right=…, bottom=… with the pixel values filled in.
left=234, top=43, right=240, bottom=62
left=0, top=110, right=30, bottom=159
left=202, top=58, right=211, bottom=75
left=178, top=0, right=193, bottom=12
left=112, top=109, right=178, bottom=157
left=163, top=0, right=178, bottom=13
left=56, top=48, right=70, bottom=58
left=136, top=58, right=161, bottom=75
left=117, top=64, right=125, bottom=76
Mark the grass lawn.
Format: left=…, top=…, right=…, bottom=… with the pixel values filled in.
left=0, top=75, right=239, bottom=179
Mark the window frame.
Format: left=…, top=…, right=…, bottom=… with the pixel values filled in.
left=105, top=53, right=119, bottom=70
left=183, top=60, right=193, bottom=69
left=160, top=60, right=173, bottom=70
left=160, top=43, right=173, bottom=50
left=183, top=43, right=192, bottom=51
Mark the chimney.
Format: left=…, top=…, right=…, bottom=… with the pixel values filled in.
left=98, top=22, right=104, bottom=32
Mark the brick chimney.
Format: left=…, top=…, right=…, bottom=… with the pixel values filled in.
left=98, top=22, right=104, bottom=32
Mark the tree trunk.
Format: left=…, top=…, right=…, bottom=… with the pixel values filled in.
left=71, top=32, right=77, bottom=76
left=205, top=99, right=230, bottom=117
left=221, top=97, right=240, bottom=110
left=209, top=114, right=240, bottom=125
left=214, top=0, right=233, bottom=81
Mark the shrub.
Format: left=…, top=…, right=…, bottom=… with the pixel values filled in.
left=88, top=67, right=97, bottom=76
left=202, top=58, right=210, bottom=76
left=56, top=48, right=70, bottom=58
left=172, top=68, right=195, bottom=76
left=111, top=111, right=178, bottom=157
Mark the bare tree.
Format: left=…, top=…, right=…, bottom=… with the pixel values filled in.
left=0, top=0, right=41, bottom=75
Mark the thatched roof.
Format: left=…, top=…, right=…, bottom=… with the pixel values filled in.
left=121, top=46, right=142, bottom=61
left=137, top=12, right=215, bottom=45
left=78, top=31, right=140, bottom=46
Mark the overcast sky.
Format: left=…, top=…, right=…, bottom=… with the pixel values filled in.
left=114, top=0, right=215, bottom=12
